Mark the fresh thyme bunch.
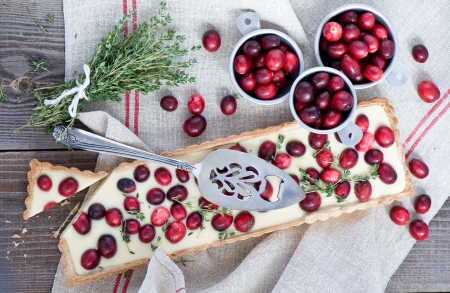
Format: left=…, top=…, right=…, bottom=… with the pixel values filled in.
left=21, top=1, right=198, bottom=133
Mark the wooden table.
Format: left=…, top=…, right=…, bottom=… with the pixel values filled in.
left=0, top=1, right=449, bottom=292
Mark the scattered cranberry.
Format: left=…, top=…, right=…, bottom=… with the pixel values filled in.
left=299, top=192, right=321, bottom=212
left=234, top=211, right=255, bottom=232
left=58, top=177, right=79, bottom=197
left=88, top=203, right=106, bottom=220
left=202, top=29, right=221, bottom=52
left=290, top=174, right=300, bottom=184
left=134, top=165, right=150, bottom=182
left=316, top=148, right=333, bottom=169
left=183, top=114, right=207, bottom=137
left=124, top=196, right=140, bottom=212
left=355, top=132, right=375, bottom=152
left=389, top=206, right=410, bottom=226
left=273, top=153, right=291, bottom=170
left=258, top=141, right=276, bottom=161
left=355, top=114, right=369, bottom=132
left=72, top=212, right=91, bottom=235
left=44, top=201, right=56, bottom=211
left=166, top=185, right=188, bottom=202
left=199, top=196, right=219, bottom=210
left=151, top=206, right=170, bottom=227
left=105, top=208, right=123, bottom=227
left=339, top=148, right=359, bottom=169
left=98, top=235, right=117, bottom=258
left=187, top=94, right=205, bottom=115
left=408, top=158, right=429, bottom=179
left=37, top=175, right=52, bottom=191
left=125, top=219, right=141, bottom=235
left=355, top=180, right=372, bottom=201
left=286, top=141, right=306, bottom=157
left=417, top=81, right=440, bottom=103
left=305, top=168, right=320, bottom=184
left=220, top=95, right=237, bottom=115
left=165, top=221, right=186, bottom=244
left=146, top=188, right=165, bottom=205
left=229, top=144, right=247, bottom=153
left=364, top=149, right=384, bottom=165
left=335, top=181, right=351, bottom=199
left=374, top=126, right=395, bottom=148
left=409, top=219, right=429, bottom=241
left=186, top=211, right=203, bottom=230
left=80, top=249, right=100, bottom=270
left=323, top=21, right=342, bottom=42
left=320, top=168, right=341, bottom=184
left=308, top=133, right=328, bottom=149
left=139, top=224, right=156, bottom=243
left=377, top=163, right=397, bottom=184
left=414, top=194, right=432, bottom=214
left=211, top=213, right=233, bottom=231
left=160, top=95, right=178, bottom=112
left=256, top=180, right=273, bottom=200
left=117, top=178, right=136, bottom=194
left=154, top=167, right=172, bottom=186
left=175, top=169, right=190, bottom=183
left=412, top=44, right=428, bottom=63
left=170, top=202, right=187, bottom=221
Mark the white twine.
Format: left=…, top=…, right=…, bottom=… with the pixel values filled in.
left=44, top=64, right=91, bottom=118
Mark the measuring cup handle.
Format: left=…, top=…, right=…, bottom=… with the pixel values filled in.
left=236, top=12, right=261, bottom=36
left=386, top=63, right=409, bottom=87
left=336, top=122, right=363, bottom=146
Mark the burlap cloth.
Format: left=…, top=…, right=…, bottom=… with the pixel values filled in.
left=52, top=0, right=450, bottom=292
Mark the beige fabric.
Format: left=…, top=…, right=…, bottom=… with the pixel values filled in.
left=54, top=0, right=450, bottom=292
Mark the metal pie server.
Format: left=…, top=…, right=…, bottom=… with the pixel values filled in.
left=53, top=126, right=305, bottom=211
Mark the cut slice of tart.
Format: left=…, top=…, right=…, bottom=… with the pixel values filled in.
left=23, top=159, right=108, bottom=220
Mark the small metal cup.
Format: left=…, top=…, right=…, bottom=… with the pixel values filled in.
left=314, top=4, right=409, bottom=89
left=229, top=12, right=305, bottom=105
left=289, top=67, right=363, bottom=146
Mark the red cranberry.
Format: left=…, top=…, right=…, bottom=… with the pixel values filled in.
left=327, top=42, right=348, bottom=59
left=299, top=105, right=320, bottom=125
left=58, top=177, right=79, bottom=197
left=220, top=95, right=237, bottom=115
left=202, top=29, right=221, bottom=52
left=363, top=64, right=383, bottom=82
left=211, top=213, right=233, bottom=231
left=37, top=175, right=52, bottom=191
left=294, top=81, right=315, bottom=104
left=283, top=51, right=300, bottom=74
left=255, top=67, right=273, bottom=84
left=323, top=109, right=342, bottom=128
left=364, top=149, right=384, bottom=165
left=335, top=181, right=351, bottom=199
left=187, top=94, right=205, bottom=115
left=289, top=174, right=300, bottom=184
left=272, top=69, right=286, bottom=83
left=165, top=221, right=186, bottom=244
left=320, top=168, right=341, bottom=184
left=234, top=54, right=250, bottom=74
left=254, top=54, right=266, bottom=68
left=151, top=207, right=170, bottom=227
left=370, top=54, right=386, bottom=69
left=229, top=144, right=247, bottom=153
left=166, top=185, right=188, bottom=202
left=88, top=203, right=106, bottom=220
left=311, top=72, right=330, bottom=90
left=239, top=72, right=257, bottom=91
left=273, top=153, right=291, bottom=170
left=323, top=21, right=342, bottom=42
left=379, top=39, right=395, bottom=59
left=340, top=10, right=358, bottom=25
left=125, top=219, right=141, bottom=235
left=258, top=141, right=276, bottom=161
left=414, top=194, right=432, bottom=214
left=72, top=212, right=91, bottom=235
left=374, top=126, right=395, bottom=147
left=175, top=169, right=189, bottom=183
left=279, top=43, right=289, bottom=52
left=256, top=180, right=273, bottom=200
left=417, top=81, right=440, bottom=103
left=305, top=168, right=320, bottom=184
left=342, top=24, right=361, bottom=43
left=286, top=140, right=306, bottom=157
left=308, top=133, right=328, bottom=149
left=355, top=114, right=369, bottom=132
left=412, top=44, right=428, bottom=63
left=242, top=40, right=261, bottom=58
left=408, top=158, right=429, bottom=179
left=170, top=202, right=187, bottom=221
left=154, top=167, right=172, bottom=186
left=146, top=188, right=165, bottom=205
left=349, top=40, right=369, bottom=59
left=332, top=91, right=353, bottom=111
left=299, top=192, right=321, bottom=212
left=117, top=178, right=136, bottom=194
left=160, top=95, right=178, bottom=112
left=390, top=206, right=410, bottom=226
left=199, top=196, right=219, bottom=210
left=377, top=163, right=397, bottom=184
left=355, top=132, right=375, bottom=152
left=133, top=165, right=150, bottom=183
left=341, top=54, right=361, bottom=79
left=339, top=148, right=359, bottom=169
left=316, top=148, right=333, bottom=168
left=409, top=219, right=429, bottom=241
left=265, top=49, right=285, bottom=71
left=139, top=224, right=156, bottom=243
left=371, top=24, right=388, bottom=40
left=98, top=234, right=117, bottom=258
left=105, top=208, right=123, bottom=227
left=234, top=211, right=255, bottom=232
left=329, top=76, right=344, bottom=92
left=44, top=201, right=56, bottom=211
left=315, top=90, right=331, bottom=110
left=186, top=212, right=203, bottom=230
left=260, top=35, right=280, bottom=51
left=80, top=249, right=100, bottom=270
left=355, top=180, right=372, bottom=201
left=361, top=34, right=379, bottom=54
left=124, top=196, right=140, bottom=212
left=359, top=12, right=375, bottom=30
left=255, top=83, right=278, bottom=100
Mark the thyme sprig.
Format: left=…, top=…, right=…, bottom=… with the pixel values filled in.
left=271, top=134, right=285, bottom=161
left=312, top=141, right=330, bottom=158
left=29, top=59, right=48, bottom=72
left=218, top=230, right=235, bottom=241
left=120, top=221, right=135, bottom=254
left=127, top=210, right=146, bottom=221
left=351, top=164, right=379, bottom=182
left=0, top=82, right=8, bottom=102
left=21, top=1, right=197, bottom=133
left=46, top=15, right=54, bottom=25
left=151, top=220, right=170, bottom=251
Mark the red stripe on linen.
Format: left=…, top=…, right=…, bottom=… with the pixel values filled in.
left=124, top=92, right=131, bottom=128
left=132, top=0, right=137, bottom=30
left=112, top=273, right=122, bottom=293
left=121, top=269, right=134, bottom=293
left=134, top=91, right=140, bottom=136
left=405, top=94, right=450, bottom=159
left=175, top=287, right=186, bottom=293
left=122, top=0, right=128, bottom=37
left=403, top=88, right=450, bottom=148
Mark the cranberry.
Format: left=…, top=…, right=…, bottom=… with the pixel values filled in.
left=305, top=168, right=320, bottom=184
left=211, top=213, right=233, bottom=231
left=242, top=40, right=261, bottom=58
left=202, top=29, right=221, bottom=52
left=255, top=83, right=278, bottom=100
left=299, top=192, right=321, bottom=212
left=175, top=169, right=189, bottom=183
left=265, top=49, right=285, bottom=71
left=187, top=94, right=205, bottom=115
left=283, top=51, right=299, bottom=74
left=409, top=219, right=429, bottom=241
left=371, top=24, right=388, bottom=40
left=370, top=54, right=386, bottom=69
left=154, top=167, right=172, bottom=186
left=299, top=105, right=320, bottom=125
left=361, top=34, right=379, bottom=54
left=220, top=95, right=237, bottom=115
left=80, top=249, right=100, bottom=270
left=335, top=180, right=351, bottom=200
left=320, top=168, right=341, bottom=184
left=44, top=201, right=56, bottom=211
left=323, top=109, right=342, bottom=128
left=146, top=188, right=165, bottom=205
left=255, top=67, right=273, bottom=84
left=165, top=221, right=186, bottom=244
left=332, top=90, right=353, bottom=111
left=170, top=202, right=187, bottom=221
left=151, top=207, right=170, bottom=227
left=363, top=64, right=383, bottom=81
left=349, top=40, right=369, bottom=59
left=389, top=206, right=410, bottom=226
left=311, top=72, right=330, bottom=90
left=358, top=12, right=375, bottom=30
left=133, top=165, right=150, bottom=183
left=374, top=126, right=395, bottom=147
left=329, top=76, right=344, bottom=92
left=315, top=90, right=331, bottom=110
left=327, top=42, right=348, bottom=59
left=294, top=81, right=315, bottom=104
left=160, top=95, right=178, bottom=112
left=98, top=235, right=117, bottom=258
left=260, top=35, right=280, bottom=51
left=341, top=54, right=361, bottom=79
left=316, top=148, right=333, bottom=168
left=124, top=196, right=140, bottom=212
left=323, top=21, right=342, bottom=42
left=355, top=114, right=369, bottom=132
left=256, top=180, right=273, bottom=200
left=72, top=212, right=91, bottom=235
left=234, top=54, right=250, bottom=74
left=377, top=163, right=397, bottom=184
left=229, top=144, right=247, bottom=153
left=414, top=194, right=432, bottom=214
left=289, top=174, right=300, bottom=184
left=279, top=43, right=289, bottom=52
left=342, top=24, right=361, bottom=43
left=408, top=158, right=429, bottom=179
left=186, top=211, right=203, bottom=230
left=166, top=185, right=188, bottom=202
left=37, top=175, right=52, bottom=191
left=258, top=141, right=276, bottom=161
left=125, top=219, right=141, bottom=235
left=234, top=211, right=255, bottom=232
left=340, top=10, right=358, bottom=25
left=58, top=177, right=79, bottom=197
left=139, top=224, right=156, bottom=243
left=339, top=148, right=359, bottom=169
left=117, top=178, right=136, bottom=194
left=364, top=149, right=384, bottom=165
left=355, top=180, right=372, bottom=201
left=412, top=44, right=428, bottom=63
left=417, top=81, right=440, bottom=103
left=379, top=39, right=395, bottom=59
left=88, top=203, right=106, bottom=220
left=238, top=72, right=257, bottom=91
left=105, top=208, right=123, bottom=227
left=273, top=153, right=291, bottom=170
left=286, top=140, right=306, bottom=157
left=355, top=132, right=375, bottom=152
left=308, top=133, right=328, bottom=149
left=254, top=54, right=266, bottom=68
left=272, top=69, right=286, bottom=83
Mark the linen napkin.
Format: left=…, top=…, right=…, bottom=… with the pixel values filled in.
left=53, top=0, right=450, bottom=292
